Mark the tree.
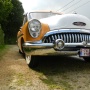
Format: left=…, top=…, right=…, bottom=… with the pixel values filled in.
left=0, top=25, right=4, bottom=44
left=0, top=0, right=12, bottom=44
left=0, top=0, right=13, bottom=23
left=1, top=0, right=24, bottom=44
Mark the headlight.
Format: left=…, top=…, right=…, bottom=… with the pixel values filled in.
left=28, top=19, right=41, bottom=38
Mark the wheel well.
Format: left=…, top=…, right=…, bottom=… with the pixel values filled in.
left=21, top=38, right=24, bottom=53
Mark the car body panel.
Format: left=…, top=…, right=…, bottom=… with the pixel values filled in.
left=40, top=14, right=90, bottom=30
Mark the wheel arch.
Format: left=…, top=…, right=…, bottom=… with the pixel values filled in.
left=20, top=37, right=25, bottom=53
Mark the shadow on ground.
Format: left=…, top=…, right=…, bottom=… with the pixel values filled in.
left=33, top=56, right=90, bottom=90
left=34, top=55, right=90, bottom=74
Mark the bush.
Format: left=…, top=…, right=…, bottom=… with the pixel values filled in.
left=0, top=25, right=4, bottom=45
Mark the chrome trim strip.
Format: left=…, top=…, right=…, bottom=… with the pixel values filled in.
left=58, top=34, right=60, bottom=39
left=75, top=34, right=77, bottom=42
left=87, top=35, right=89, bottom=41
left=69, top=34, right=71, bottom=43
left=80, top=34, right=82, bottom=41
left=82, top=34, right=84, bottom=41
left=52, top=35, right=54, bottom=40
left=61, top=34, right=63, bottom=40
left=85, top=35, right=87, bottom=41
left=66, top=34, right=69, bottom=43
left=25, top=40, right=42, bottom=44
left=72, top=34, right=74, bottom=43
left=44, top=29, right=90, bottom=37
left=77, top=34, right=79, bottom=42
left=55, top=35, right=57, bottom=40
left=23, top=43, right=54, bottom=48
left=49, top=37, right=51, bottom=43
left=64, top=34, right=66, bottom=42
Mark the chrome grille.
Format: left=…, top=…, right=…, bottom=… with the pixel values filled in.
left=43, top=33, right=90, bottom=43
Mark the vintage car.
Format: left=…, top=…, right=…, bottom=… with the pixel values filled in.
left=17, top=11, right=90, bottom=68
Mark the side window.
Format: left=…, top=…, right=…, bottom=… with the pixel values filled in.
left=23, top=15, right=27, bottom=25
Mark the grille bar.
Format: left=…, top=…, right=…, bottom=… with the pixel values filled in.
left=44, top=33, right=90, bottom=43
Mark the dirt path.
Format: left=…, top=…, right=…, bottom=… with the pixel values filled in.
left=0, top=45, right=49, bottom=90
left=0, top=45, right=90, bottom=90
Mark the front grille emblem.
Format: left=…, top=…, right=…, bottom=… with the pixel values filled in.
left=73, top=22, right=86, bottom=26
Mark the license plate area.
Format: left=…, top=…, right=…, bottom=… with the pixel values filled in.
left=80, top=48, right=90, bottom=57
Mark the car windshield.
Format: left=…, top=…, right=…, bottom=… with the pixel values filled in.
left=29, top=12, right=61, bottom=19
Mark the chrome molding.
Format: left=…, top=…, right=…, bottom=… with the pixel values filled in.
left=42, top=29, right=90, bottom=43
left=25, top=40, right=43, bottom=44
left=44, top=29, right=90, bottom=37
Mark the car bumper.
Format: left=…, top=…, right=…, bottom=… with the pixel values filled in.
left=23, top=40, right=90, bottom=56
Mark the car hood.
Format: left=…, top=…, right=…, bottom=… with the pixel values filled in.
left=40, top=14, right=90, bottom=30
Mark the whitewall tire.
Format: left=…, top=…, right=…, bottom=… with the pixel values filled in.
left=26, top=55, right=31, bottom=65
left=25, top=55, right=38, bottom=68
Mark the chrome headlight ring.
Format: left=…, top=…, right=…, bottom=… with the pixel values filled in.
left=28, top=19, right=41, bottom=38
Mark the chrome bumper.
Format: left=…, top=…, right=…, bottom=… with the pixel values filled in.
left=23, top=42, right=90, bottom=48
left=23, top=40, right=90, bottom=55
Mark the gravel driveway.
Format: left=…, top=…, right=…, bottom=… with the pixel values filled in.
left=0, top=45, right=90, bottom=90
left=0, top=45, right=49, bottom=90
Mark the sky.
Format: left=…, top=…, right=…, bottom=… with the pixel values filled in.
left=19, top=0, right=90, bottom=19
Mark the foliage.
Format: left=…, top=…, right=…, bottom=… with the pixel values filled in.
left=0, top=45, right=10, bottom=59
left=0, top=0, right=13, bottom=23
left=0, top=0, right=13, bottom=44
left=0, top=25, right=4, bottom=44
left=1, top=0, right=24, bottom=44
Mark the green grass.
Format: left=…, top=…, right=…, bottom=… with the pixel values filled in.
left=16, top=73, right=25, bottom=86
left=0, top=45, right=5, bottom=49
left=0, top=45, right=9, bottom=58
left=39, top=74, right=73, bottom=90
left=14, top=73, right=32, bottom=86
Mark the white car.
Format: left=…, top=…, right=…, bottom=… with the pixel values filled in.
left=17, top=11, right=90, bottom=68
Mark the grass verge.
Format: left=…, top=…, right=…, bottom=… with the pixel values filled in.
left=35, top=56, right=90, bottom=90
left=0, top=45, right=10, bottom=59
left=39, top=74, right=73, bottom=90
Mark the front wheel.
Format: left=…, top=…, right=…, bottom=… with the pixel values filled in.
left=25, top=55, right=38, bottom=68
left=83, top=57, right=90, bottom=62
